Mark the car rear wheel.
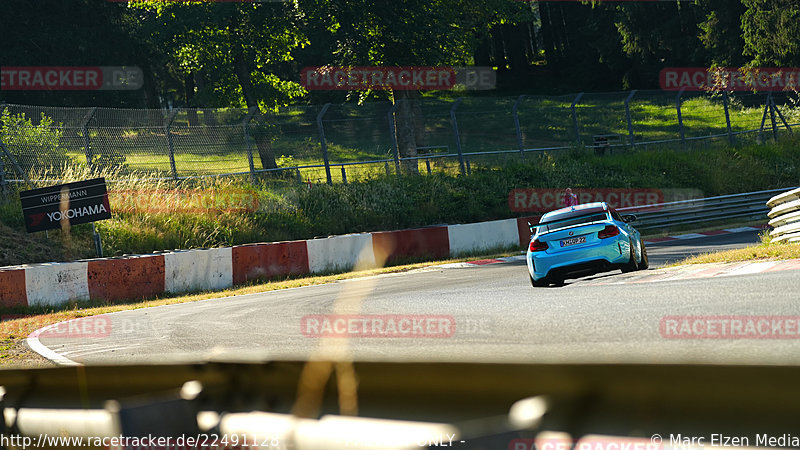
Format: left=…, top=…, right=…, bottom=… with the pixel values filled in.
left=621, top=239, right=639, bottom=273
left=638, top=238, right=649, bottom=270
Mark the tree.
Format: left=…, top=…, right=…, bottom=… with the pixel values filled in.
left=0, top=0, right=153, bottom=107
left=301, top=0, right=529, bottom=173
left=698, top=0, right=747, bottom=66
left=742, top=0, right=800, bottom=67
left=614, top=2, right=708, bottom=88
left=132, top=1, right=307, bottom=169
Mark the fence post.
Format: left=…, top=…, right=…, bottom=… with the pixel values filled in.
left=81, top=107, right=97, bottom=169
left=450, top=98, right=465, bottom=175
left=316, top=103, right=333, bottom=185
left=675, top=88, right=686, bottom=149
left=164, top=108, right=180, bottom=181
left=570, top=92, right=584, bottom=144
left=770, top=94, right=793, bottom=134
left=768, top=92, right=779, bottom=140
left=722, top=91, right=735, bottom=146
left=0, top=139, right=31, bottom=188
left=387, top=102, right=401, bottom=176
left=758, top=93, right=770, bottom=142
left=242, top=106, right=259, bottom=184
left=0, top=151, right=6, bottom=200
left=624, top=90, right=637, bottom=147
left=513, top=94, right=525, bottom=156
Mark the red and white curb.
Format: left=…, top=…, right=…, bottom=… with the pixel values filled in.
left=435, top=255, right=525, bottom=269
left=643, top=226, right=767, bottom=244
left=26, top=319, right=86, bottom=367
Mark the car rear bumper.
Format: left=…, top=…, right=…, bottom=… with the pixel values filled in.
left=527, top=237, right=630, bottom=281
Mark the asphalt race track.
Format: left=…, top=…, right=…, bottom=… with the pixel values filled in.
left=33, top=229, right=800, bottom=366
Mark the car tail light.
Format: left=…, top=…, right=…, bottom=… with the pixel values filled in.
left=598, top=225, right=620, bottom=239
left=529, top=239, right=548, bottom=252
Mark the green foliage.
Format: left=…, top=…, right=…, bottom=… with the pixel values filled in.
left=742, top=0, right=800, bottom=67
left=2, top=137, right=800, bottom=264
left=0, top=109, right=69, bottom=173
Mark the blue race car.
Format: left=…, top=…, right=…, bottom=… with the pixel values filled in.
left=526, top=202, right=648, bottom=287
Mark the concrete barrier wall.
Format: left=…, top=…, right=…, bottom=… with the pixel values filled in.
left=87, top=255, right=165, bottom=302
left=448, top=219, right=518, bottom=256
left=516, top=216, right=541, bottom=248
left=231, top=241, right=309, bottom=285
left=165, top=248, right=233, bottom=294
left=1, top=217, right=531, bottom=308
left=26, top=262, right=90, bottom=307
left=306, top=233, right=374, bottom=274
left=0, top=268, right=27, bottom=308
left=372, top=227, right=450, bottom=263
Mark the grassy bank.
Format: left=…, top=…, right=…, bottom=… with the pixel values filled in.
left=1, top=136, right=799, bottom=266
left=677, top=231, right=800, bottom=265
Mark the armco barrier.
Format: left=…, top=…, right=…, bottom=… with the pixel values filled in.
left=767, top=188, right=800, bottom=243
left=618, top=188, right=788, bottom=231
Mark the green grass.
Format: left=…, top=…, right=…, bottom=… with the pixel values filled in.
left=2, top=135, right=800, bottom=266
left=14, top=94, right=798, bottom=181
left=676, top=231, right=800, bottom=265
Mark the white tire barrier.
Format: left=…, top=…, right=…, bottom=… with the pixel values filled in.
left=767, top=188, right=800, bottom=243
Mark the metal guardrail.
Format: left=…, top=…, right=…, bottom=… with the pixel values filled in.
left=618, top=188, right=793, bottom=232
left=767, top=187, right=800, bottom=243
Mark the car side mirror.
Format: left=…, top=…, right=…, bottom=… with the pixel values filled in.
left=621, top=214, right=637, bottom=223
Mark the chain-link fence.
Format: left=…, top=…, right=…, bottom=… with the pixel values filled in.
left=1, top=89, right=798, bottom=189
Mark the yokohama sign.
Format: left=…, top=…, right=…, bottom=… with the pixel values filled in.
left=660, top=67, right=800, bottom=92
left=20, top=178, right=112, bottom=233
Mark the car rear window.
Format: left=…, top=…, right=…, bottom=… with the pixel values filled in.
left=537, top=212, right=610, bottom=233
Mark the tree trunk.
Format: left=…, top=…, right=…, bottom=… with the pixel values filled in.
left=233, top=49, right=277, bottom=170
left=194, top=72, right=218, bottom=126
left=185, top=72, right=198, bottom=127
left=393, top=89, right=420, bottom=174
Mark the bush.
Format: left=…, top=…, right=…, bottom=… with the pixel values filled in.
left=0, top=109, right=69, bottom=174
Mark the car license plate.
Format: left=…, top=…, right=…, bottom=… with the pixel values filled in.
left=560, top=236, right=586, bottom=247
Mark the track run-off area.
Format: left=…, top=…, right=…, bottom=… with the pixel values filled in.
left=29, top=229, right=800, bottom=366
